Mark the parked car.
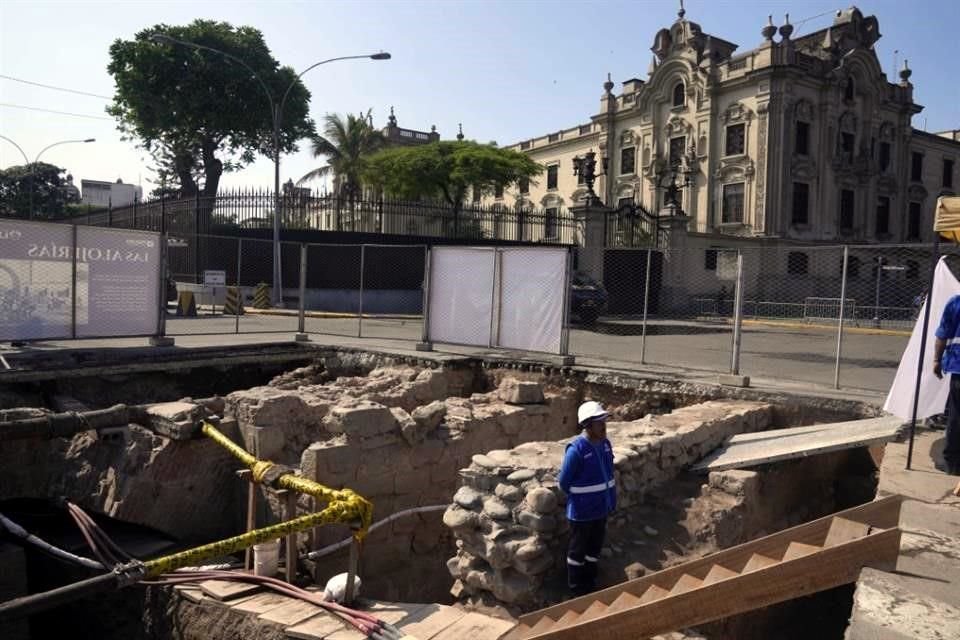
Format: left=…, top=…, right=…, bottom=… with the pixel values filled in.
left=570, top=272, right=608, bottom=324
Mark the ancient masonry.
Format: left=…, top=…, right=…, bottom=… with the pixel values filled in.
left=442, top=401, right=773, bottom=607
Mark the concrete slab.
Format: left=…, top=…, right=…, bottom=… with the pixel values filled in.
left=692, top=416, right=902, bottom=472
left=845, top=430, right=960, bottom=640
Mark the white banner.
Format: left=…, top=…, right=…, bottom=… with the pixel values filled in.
left=427, top=247, right=496, bottom=347
left=884, top=257, right=957, bottom=420
left=0, top=220, right=74, bottom=340
left=497, top=247, right=567, bottom=354
left=0, top=220, right=161, bottom=341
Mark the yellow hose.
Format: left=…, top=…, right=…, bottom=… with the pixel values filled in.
left=201, top=421, right=372, bottom=530
left=144, top=505, right=353, bottom=576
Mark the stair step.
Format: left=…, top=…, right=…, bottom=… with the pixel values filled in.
left=525, top=614, right=557, bottom=637
left=607, top=591, right=643, bottom=612
left=703, top=564, right=739, bottom=585
left=575, top=600, right=609, bottom=623
left=638, top=584, right=670, bottom=604
left=670, top=574, right=703, bottom=595
left=742, top=553, right=779, bottom=573
left=824, top=516, right=872, bottom=547
left=782, top=541, right=821, bottom=561
left=554, top=610, right=581, bottom=628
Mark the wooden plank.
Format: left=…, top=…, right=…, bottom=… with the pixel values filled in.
left=231, top=592, right=297, bottom=615
left=608, top=592, right=642, bottom=611
left=521, top=527, right=901, bottom=640
left=575, top=601, right=608, bottom=624
left=693, top=417, right=901, bottom=472
left=397, top=604, right=467, bottom=640
left=259, top=600, right=325, bottom=627
left=638, top=585, right=669, bottom=605
left=174, top=585, right=206, bottom=604
left=823, top=517, right=872, bottom=547
left=284, top=613, right=348, bottom=640
left=518, top=495, right=903, bottom=628
left=198, top=578, right=261, bottom=601
left=434, top=612, right=515, bottom=640
left=362, top=601, right=429, bottom=626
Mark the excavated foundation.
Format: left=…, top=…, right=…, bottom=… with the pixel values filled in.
left=0, top=347, right=884, bottom=640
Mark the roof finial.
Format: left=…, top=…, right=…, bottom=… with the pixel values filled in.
left=388, top=106, right=396, bottom=126
left=603, top=72, right=614, bottom=94
left=899, top=58, right=912, bottom=84
left=456, top=123, right=464, bottom=141
left=762, top=15, right=777, bottom=42
left=779, top=13, right=794, bottom=40
left=678, top=0, right=685, bottom=19
left=648, top=54, right=658, bottom=75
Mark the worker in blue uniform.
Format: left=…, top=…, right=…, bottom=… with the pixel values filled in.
left=558, top=401, right=616, bottom=596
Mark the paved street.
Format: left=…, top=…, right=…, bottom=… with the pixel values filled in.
left=164, top=312, right=908, bottom=394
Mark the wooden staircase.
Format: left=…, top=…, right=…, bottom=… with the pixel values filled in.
left=505, top=495, right=903, bottom=640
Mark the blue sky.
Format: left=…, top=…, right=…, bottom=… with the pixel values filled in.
left=1, top=0, right=957, bottom=193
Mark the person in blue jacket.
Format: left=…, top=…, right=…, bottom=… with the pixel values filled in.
left=558, top=401, right=616, bottom=595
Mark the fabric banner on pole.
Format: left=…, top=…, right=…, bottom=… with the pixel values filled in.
left=497, top=247, right=567, bottom=354
left=427, top=247, right=495, bottom=347
left=884, top=257, right=958, bottom=420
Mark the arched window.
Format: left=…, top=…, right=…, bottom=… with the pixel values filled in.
left=672, top=82, right=685, bottom=107
left=844, top=77, right=855, bottom=102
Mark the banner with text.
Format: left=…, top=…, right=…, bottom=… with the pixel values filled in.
left=0, top=220, right=161, bottom=341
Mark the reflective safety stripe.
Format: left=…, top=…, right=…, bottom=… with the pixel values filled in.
left=947, top=337, right=960, bottom=346
left=568, top=479, right=616, bottom=494
left=584, top=555, right=598, bottom=563
left=567, top=557, right=585, bottom=566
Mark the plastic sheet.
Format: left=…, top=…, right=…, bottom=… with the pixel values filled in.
left=497, top=247, right=567, bottom=353
left=427, top=247, right=496, bottom=347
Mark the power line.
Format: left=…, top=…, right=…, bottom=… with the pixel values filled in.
left=794, top=8, right=840, bottom=28
left=0, top=74, right=112, bottom=100
left=0, top=103, right=112, bottom=121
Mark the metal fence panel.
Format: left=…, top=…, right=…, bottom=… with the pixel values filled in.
left=355, top=244, right=426, bottom=343
left=302, top=243, right=361, bottom=338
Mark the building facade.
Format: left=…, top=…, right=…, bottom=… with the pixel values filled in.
left=80, top=178, right=143, bottom=208
left=493, top=6, right=958, bottom=247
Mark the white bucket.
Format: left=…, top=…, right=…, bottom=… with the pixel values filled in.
left=253, top=540, right=280, bottom=577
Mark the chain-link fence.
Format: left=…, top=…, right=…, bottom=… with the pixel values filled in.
left=567, top=242, right=949, bottom=392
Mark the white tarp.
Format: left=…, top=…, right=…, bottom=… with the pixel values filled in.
left=427, top=247, right=496, bottom=347
left=884, top=257, right=959, bottom=420
left=0, top=220, right=161, bottom=341
left=497, top=247, right=567, bottom=354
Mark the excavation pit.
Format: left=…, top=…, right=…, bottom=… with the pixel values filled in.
left=0, top=347, right=888, bottom=640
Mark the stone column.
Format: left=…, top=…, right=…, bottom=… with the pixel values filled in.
left=657, top=206, right=692, bottom=313
left=571, top=200, right=612, bottom=283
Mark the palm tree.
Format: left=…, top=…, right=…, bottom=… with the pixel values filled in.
left=298, top=111, right=385, bottom=200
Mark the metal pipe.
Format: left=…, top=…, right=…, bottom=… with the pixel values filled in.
left=298, top=243, right=307, bottom=335
left=420, top=246, right=432, bottom=344
left=834, top=246, right=850, bottom=389
left=358, top=244, right=366, bottom=338
left=730, top=251, right=745, bottom=375
left=640, top=247, right=653, bottom=364
left=0, top=563, right=143, bottom=622
left=0, top=512, right=104, bottom=571
left=0, top=404, right=131, bottom=442
left=907, top=239, right=940, bottom=469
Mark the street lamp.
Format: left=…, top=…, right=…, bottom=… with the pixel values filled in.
left=149, top=33, right=390, bottom=306
left=0, top=135, right=95, bottom=219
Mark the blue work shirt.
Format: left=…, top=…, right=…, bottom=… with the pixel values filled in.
left=558, top=434, right=616, bottom=522
left=936, top=295, right=960, bottom=374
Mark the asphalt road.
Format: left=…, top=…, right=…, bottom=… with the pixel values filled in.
left=165, top=312, right=907, bottom=394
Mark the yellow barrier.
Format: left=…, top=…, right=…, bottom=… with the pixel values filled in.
left=176, top=291, right=197, bottom=317
left=224, top=286, right=244, bottom=316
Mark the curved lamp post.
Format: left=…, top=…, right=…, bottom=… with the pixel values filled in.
left=149, top=33, right=390, bottom=305
left=0, top=135, right=95, bottom=218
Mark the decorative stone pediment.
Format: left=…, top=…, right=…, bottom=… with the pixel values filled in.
left=570, top=188, right=590, bottom=204
left=620, top=130, right=635, bottom=146
left=839, top=111, right=857, bottom=132
left=908, top=184, right=929, bottom=201
left=876, top=174, right=897, bottom=193
left=721, top=102, right=754, bottom=124
left=878, top=122, right=894, bottom=140
left=791, top=156, right=818, bottom=180
left=541, top=193, right=565, bottom=207
left=715, top=156, right=755, bottom=180
left=795, top=99, right=815, bottom=122
left=666, top=115, right=693, bottom=136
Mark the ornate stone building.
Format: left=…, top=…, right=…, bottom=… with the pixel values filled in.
left=494, top=6, right=958, bottom=246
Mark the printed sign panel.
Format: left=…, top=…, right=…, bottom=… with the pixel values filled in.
left=0, top=220, right=75, bottom=340
left=74, top=226, right=161, bottom=338
left=204, top=270, right=226, bottom=286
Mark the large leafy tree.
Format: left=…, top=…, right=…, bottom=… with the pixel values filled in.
left=107, top=20, right=315, bottom=199
left=364, top=140, right=542, bottom=214
left=298, top=111, right=385, bottom=198
left=0, top=163, right=78, bottom=219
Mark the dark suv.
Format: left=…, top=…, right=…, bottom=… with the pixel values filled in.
left=570, top=272, right=608, bottom=324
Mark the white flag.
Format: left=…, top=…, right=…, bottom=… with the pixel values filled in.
left=884, top=258, right=960, bottom=420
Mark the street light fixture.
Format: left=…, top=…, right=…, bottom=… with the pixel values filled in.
left=149, top=33, right=390, bottom=306
left=0, top=135, right=95, bottom=219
